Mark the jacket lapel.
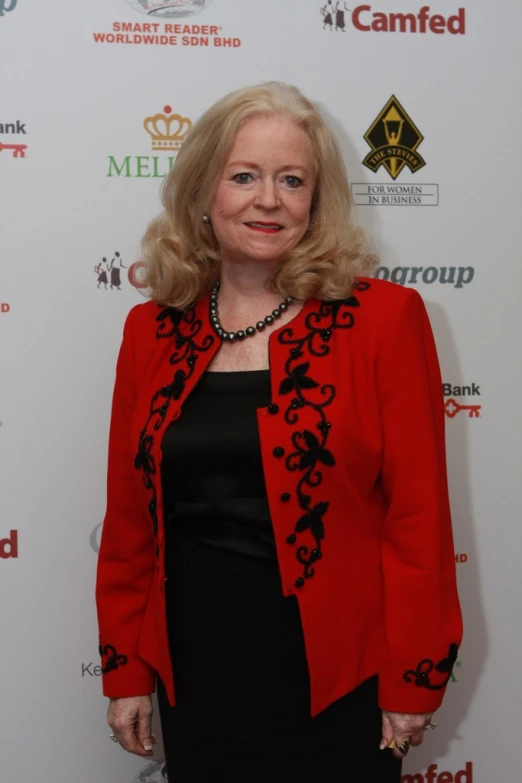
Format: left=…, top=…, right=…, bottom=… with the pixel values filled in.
left=134, top=294, right=218, bottom=557
left=263, top=284, right=371, bottom=590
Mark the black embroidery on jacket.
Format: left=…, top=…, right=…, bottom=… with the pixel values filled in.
left=135, top=306, right=215, bottom=557
left=403, top=643, right=459, bottom=690
left=278, top=282, right=370, bottom=584
left=99, top=644, right=128, bottom=675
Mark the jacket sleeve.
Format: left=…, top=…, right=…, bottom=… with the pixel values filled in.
left=95, top=305, right=157, bottom=698
left=376, top=288, right=463, bottom=714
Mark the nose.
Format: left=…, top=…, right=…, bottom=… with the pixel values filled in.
left=254, top=178, right=281, bottom=211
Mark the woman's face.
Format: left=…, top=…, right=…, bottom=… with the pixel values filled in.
left=210, top=115, right=315, bottom=267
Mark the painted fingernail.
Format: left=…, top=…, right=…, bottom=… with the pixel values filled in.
left=144, top=743, right=153, bottom=751
left=380, top=739, right=388, bottom=750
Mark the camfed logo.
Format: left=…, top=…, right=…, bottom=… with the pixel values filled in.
left=320, top=4, right=466, bottom=35
left=107, top=105, right=192, bottom=178
left=1, top=530, right=18, bottom=559
left=95, top=251, right=128, bottom=290
left=402, top=762, right=473, bottom=783
left=91, top=244, right=151, bottom=298
left=128, top=260, right=149, bottom=297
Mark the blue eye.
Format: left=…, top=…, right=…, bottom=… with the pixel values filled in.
left=285, top=176, right=302, bottom=188
left=233, top=173, right=252, bottom=184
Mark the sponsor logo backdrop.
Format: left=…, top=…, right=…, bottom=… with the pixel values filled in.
left=1, top=1, right=521, bottom=781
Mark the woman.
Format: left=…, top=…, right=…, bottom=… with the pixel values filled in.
left=334, top=1, right=350, bottom=31
left=96, top=257, right=109, bottom=289
left=109, top=251, right=127, bottom=290
left=321, top=2, right=334, bottom=30
left=96, top=82, right=463, bottom=782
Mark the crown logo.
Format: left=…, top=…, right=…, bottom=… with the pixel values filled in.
left=143, top=105, right=192, bottom=151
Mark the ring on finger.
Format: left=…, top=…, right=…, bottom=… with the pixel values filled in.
left=109, top=734, right=119, bottom=744
left=423, top=722, right=437, bottom=732
left=396, top=739, right=410, bottom=755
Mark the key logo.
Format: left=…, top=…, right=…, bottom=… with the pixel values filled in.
left=0, top=119, right=27, bottom=159
left=443, top=383, right=482, bottom=419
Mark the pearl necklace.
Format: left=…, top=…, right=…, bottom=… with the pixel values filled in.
left=209, top=282, right=294, bottom=342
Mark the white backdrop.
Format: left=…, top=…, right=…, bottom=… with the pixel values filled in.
left=1, top=1, right=522, bottom=781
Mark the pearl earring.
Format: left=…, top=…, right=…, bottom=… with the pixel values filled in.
left=202, top=213, right=211, bottom=225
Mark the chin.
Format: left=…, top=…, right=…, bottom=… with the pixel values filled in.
left=242, top=244, right=289, bottom=263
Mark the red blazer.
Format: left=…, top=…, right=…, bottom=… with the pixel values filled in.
left=96, top=277, right=463, bottom=717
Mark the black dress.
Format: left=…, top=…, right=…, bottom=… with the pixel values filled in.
left=157, top=370, right=401, bottom=782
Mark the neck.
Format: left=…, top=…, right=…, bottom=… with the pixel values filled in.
left=210, top=259, right=301, bottom=339
left=217, top=258, right=284, bottom=310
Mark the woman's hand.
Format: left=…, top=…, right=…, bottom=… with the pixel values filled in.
left=107, top=695, right=155, bottom=756
left=381, top=710, right=434, bottom=759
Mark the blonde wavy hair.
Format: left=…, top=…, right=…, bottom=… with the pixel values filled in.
left=141, top=81, right=376, bottom=308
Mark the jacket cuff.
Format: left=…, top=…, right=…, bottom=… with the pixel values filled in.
left=99, top=642, right=156, bottom=699
left=379, top=642, right=459, bottom=714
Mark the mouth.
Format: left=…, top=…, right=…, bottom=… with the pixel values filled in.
left=244, top=222, right=283, bottom=234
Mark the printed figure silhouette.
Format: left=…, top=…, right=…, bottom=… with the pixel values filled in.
left=108, top=251, right=127, bottom=290
left=321, top=2, right=350, bottom=31
left=334, top=2, right=350, bottom=30
left=95, top=257, right=109, bottom=289
left=321, top=2, right=334, bottom=30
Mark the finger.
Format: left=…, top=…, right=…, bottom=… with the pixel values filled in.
left=410, top=731, right=424, bottom=748
left=387, top=739, right=404, bottom=759
left=114, top=722, right=149, bottom=757
left=137, top=707, right=154, bottom=753
left=380, top=712, right=394, bottom=750
left=390, top=737, right=411, bottom=760
left=119, top=724, right=140, bottom=753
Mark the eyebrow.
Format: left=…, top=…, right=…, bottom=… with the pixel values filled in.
left=227, top=161, right=309, bottom=174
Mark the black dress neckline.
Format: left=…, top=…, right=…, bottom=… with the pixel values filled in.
left=205, top=369, right=270, bottom=374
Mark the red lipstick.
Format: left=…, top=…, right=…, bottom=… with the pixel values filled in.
left=244, top=221, right=283, bottom=234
